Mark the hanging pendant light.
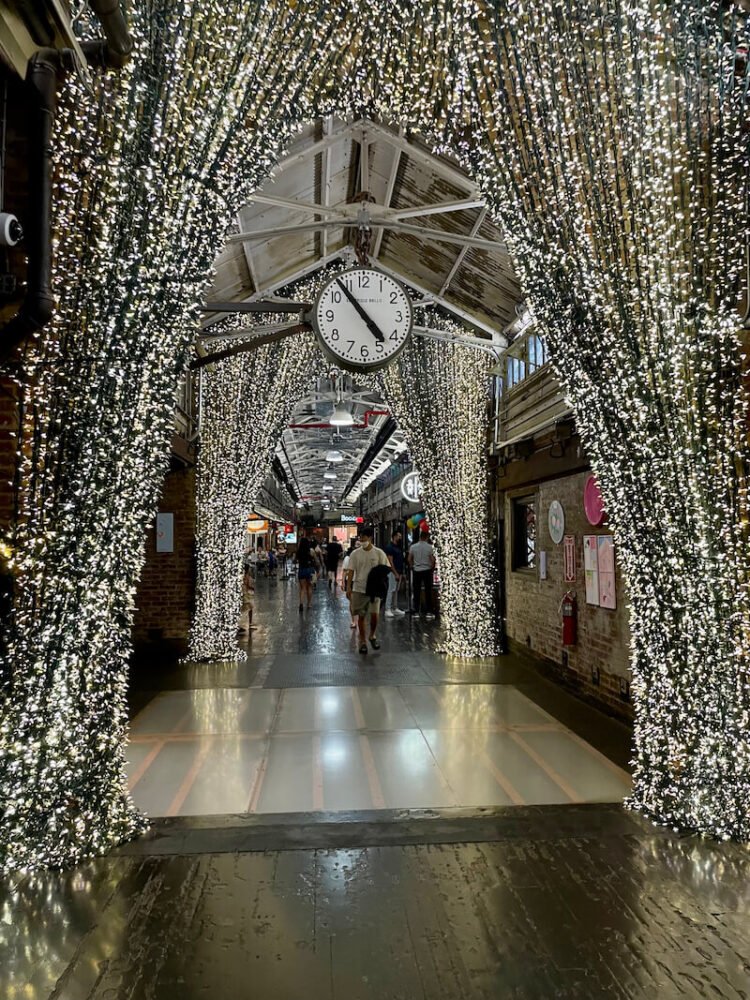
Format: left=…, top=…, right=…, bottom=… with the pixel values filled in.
left=329, top=402, right=354, bottom=427
left=325, top=449, right=344, bottom=463
left=323, top=467, right=337, bottom=480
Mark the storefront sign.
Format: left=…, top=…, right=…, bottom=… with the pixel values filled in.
left=401, top=471, right=421, bottom=503
left=247, top=518, right=268, bottom=533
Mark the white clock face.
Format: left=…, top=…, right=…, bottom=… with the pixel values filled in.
left=313, top=267, right=413, bottom=371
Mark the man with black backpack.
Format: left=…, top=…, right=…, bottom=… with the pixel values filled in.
left=345, top=526, right=390, bottom=655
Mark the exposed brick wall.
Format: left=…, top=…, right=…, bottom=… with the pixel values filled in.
left=132, top=465, right=196, bottom=653
left=502, top=469, right=633, bottom=722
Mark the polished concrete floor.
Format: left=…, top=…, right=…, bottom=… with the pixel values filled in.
left=127, top=577, right=630, bottom=817
left=4, top=579, right=749, bottom=998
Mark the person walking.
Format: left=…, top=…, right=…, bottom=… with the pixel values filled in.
left=345, top=527, right=390, bottom=654
left=296, top=527, right=316, bottom=613
left=384, top=530, right=406, bottom=618
left=325, top=535, right=343, bottom=590
left=238, top=567, right=255, bottom=633
left=409, top=530, right=436, bottom=619
left=342, top=539, right=360, bottom=629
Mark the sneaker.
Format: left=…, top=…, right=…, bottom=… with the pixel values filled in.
left=359, top=642, right=368, bottom=655
left=384, top=610, right=395, bottom=619
left=369, top=636, right=381, bottom=650
left=425, top=613, right=436, bottom=620
left=394, top=608, right=406, bottom=616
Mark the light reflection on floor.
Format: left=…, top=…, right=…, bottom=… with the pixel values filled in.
left=127, top=682, right=631, bottom=816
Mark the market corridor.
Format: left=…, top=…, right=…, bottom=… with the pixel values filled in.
left=127, top=576, right=631, bottom=818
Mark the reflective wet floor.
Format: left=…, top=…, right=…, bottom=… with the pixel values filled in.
left=4, top=807, right=750, bottom=999
left=127, top=577, right=630, bottom=816
left=4, top=579, right=749, bottom=998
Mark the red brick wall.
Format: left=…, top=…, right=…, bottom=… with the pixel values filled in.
left=132, top=465, right=196, bottom=652
left=503, top=469, right=633, bottom=721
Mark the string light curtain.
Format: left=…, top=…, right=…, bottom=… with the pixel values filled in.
left=468, top=3, right=750, bottom=840
left=188, top=334, right=320, bottom=661
left=376, top=339, right=498, bottom=656
left=0, top=0, right=748, bottom=872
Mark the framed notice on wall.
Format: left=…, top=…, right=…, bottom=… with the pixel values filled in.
left=156, top=513, right=174, bottom=553
left=583, top=535, right=599, bottom=605
left=563, top=535, right=576, bottom=582
left=597, top=535, right=617, bottom=609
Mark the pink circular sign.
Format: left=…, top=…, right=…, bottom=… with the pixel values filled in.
left=583, top=474, right=606, bottom=526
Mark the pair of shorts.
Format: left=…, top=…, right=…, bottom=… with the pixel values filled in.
left=350, top=591, right=380, bottom=617
left=298, top=567, right=314, bottom=581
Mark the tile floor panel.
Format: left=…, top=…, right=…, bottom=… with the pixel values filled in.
left=127, top=577, right=632, bottom=816
left=127, top=682, right=631, bottom=815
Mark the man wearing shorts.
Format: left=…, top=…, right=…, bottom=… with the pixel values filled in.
left=345, top=526, right=389, bottom=654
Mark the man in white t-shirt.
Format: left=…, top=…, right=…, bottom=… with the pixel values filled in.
left=345, top=527, right=390, bottom=654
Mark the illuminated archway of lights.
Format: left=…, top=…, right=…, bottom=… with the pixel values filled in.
left=1, top=1, right=749, bottom=872
left=192, top=275, right=498, bottom=662
left=187, top=334, right=323, bottom=662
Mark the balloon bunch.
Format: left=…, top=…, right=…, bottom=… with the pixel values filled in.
left=406, top=513, right=429, bottom=533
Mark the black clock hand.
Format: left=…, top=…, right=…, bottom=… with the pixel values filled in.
left=336, top=279, right=385, bottom=343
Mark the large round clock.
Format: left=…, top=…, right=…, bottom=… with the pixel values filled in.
left=312, top=267, right=413, bottom=372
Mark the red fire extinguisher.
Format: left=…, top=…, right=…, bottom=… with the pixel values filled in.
left=560, top=590, right=577, bottom=646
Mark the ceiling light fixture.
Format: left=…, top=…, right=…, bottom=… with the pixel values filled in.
left=325, top=449, right=344, bottom=463
left=329, top=402, right=354, bottom=427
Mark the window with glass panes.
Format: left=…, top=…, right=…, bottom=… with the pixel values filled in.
left=512, top=496, right=537, bottom=570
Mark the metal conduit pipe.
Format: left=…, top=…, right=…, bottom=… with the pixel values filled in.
left=0, top=3, right=132, bottom=362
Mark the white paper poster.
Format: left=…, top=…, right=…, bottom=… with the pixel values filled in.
left=156, top=513, right=174, bottom=553
left=583, top=534, right=599, bottom=606
left=597, top=535, right=617, bottom=609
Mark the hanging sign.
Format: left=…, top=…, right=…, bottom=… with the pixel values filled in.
left=401, top=471, right=421, bottom=503
left=247, top=518, right=268, bottom=533
left=563, top=534, right=576, bottom=582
